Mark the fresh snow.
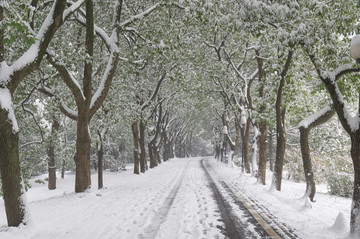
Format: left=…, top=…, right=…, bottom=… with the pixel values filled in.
left=298, top=105, right=332, bottom=129
left=0, top=158, right=224, bottom=239
left=350, top=35, right=360, bottom=60
left=0, top=157, right=353, bottom=239
left=0, top=88, right=19, bottom=132
left=63, top=0, right=86, bottom=21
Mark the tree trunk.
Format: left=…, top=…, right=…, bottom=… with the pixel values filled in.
left=188, top=132, right=192, bottom=157
left=139, top=120, right=147, bottom=173
left=170, top=141, right=175, bottom=159
left=97, top=142, right=103, bottom=189
left=48, top=118, right=59, bottom=190
left=257, top=120, right=267, bottom=185
left=61, top=159, right=65, bottom=179
left=74, top=117, right=91, bottom=192
left=299, top=127, right=315, bottom=201
left=269, top=130, right=274, bottom=172
left=272, top=49, right=293, bottom=191
left=155, top=146, right=161, bottom=164
left=132, top=121, right=140, bottom=174
left=0, top=108, right=26, bottom=226
left=244, top=119, right=251, bottom=173
left=350, top=133, right=360, bottom=237
left=148, top=142, right=157, bottom=168
left=251, top=127, right=259, bottom=175
left=255, top=48, right=267, bottom=181
left=215, top=144, right=220, bottom=159
left=162, top=133, right=169, bottom=161
left=299, top=105, right=335, bottom=201
left=273, top=107, right=286, bottom=191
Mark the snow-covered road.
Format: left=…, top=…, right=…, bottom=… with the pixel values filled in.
left=0, top=157, right=226, bottom=239
left=2, top=156, right=343, bottom=239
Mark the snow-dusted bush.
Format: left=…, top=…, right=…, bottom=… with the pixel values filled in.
left=284, top=147, right=305, bottom=183
left=326, top=172, right=353, bottom=198
left=324, top=155, right=353, bottom=198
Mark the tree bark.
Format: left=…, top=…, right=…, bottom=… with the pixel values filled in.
left=0, top=109, right=26, bottom=227
left=132, top=121, right=140, bottom=174
left=350, top=133, right=360, bottom=236
left=269, top=130, right=274, bottom=172
left=299, top=128, right=316, bottom=201
left=274, top=107, right=286, bottom=190
left=61, top=159, right=65, bottom=179
left=97, top=142, right=103, bottom=189
left=74, top=115, right=91, bottom=192
left=244, top=119, right=251, bottom=173
left=256, top=49, right=268, bottom=184
left=155, top=144, right=161, bottom=164
left=258, top=121, right=267, bottom=185
left=148, top=142, right=157, bottom=168
left=162, top=132, right=169, bottom=161
left=139, top=120, right=147, bottom=172
left=48, top=118, right=59, bottom=190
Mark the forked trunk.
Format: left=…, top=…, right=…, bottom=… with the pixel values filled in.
left=0, top=108, right=26, bottom=226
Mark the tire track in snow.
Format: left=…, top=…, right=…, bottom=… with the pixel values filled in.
left=138, top=160, right=191, bottom=238
left=203, top=158, right=299, bottom=239
left=201, top=158, right=250, bottom=239
left=225, top=181, right=299, bottom=239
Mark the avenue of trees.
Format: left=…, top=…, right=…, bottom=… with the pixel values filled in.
left=2, top=0, right=360, bottom=237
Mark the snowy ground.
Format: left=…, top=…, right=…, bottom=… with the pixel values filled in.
left=208, top=159, right=352, bottom=239
left=0, top=157, right=353, bottom=239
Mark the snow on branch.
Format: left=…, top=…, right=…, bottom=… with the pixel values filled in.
left=298, top=105, right=334, bottom=129
left=120, top=3, right=160, bottom=28
left=37, top=85, right=78, bottom=120
left=90, top=52, right=119, bottom=113
left=74, top=12, right=117, bottom=53
left=307, top=52, right=360, bottom=133
left=20, top=82, right=44, bottom=147
left=6, top=0, right=83, bottom=93
left=60, top=100, right=78, bottom=120
left=46, top=52, right=85, bottom=103
left=141, top=72, right=168, bottom=111
left=0, top=88, right=19, bottom=132
left=223, top=49, right=247, bottom=83
left=10, top=2, right=58, bottom=77
left=63, top=0, right=86, bottom=20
